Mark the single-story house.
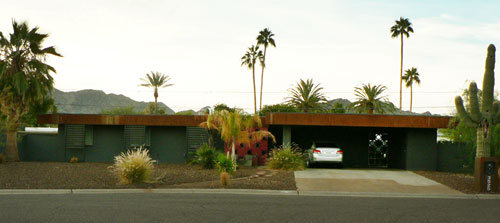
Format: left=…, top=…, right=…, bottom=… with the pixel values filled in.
left=17, top=112, right=450, bottom=170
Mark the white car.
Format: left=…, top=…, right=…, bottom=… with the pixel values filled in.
left=306, top=142, right=343, bottom=168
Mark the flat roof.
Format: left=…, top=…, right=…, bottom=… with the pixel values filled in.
left=38, top=113, right=451, bottom=129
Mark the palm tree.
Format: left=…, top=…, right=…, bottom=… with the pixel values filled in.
left=286, top=78, right=327, bottom=112
left=241, top=45, right=263, bottom=114
left=0, top=20, right=62, bottom=161
left=402, top=67, right=421, bottom=112
left=139, top=71, right=173, bottom=114
left=256, top=28, right=276, bottom=111
left=200, top=109, right=274, bottom=167
left=391, top=17, right=414, bottom=113
left=349, top=84, right=395, bottom=114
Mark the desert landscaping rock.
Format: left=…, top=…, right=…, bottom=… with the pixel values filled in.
left=0, top=162, right=296, bottom=190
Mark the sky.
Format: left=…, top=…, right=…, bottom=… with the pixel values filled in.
left=2, top=0, right=500, bottom=114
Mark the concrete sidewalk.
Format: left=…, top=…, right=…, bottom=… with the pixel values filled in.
left=294, top=169, right=463, bottom=194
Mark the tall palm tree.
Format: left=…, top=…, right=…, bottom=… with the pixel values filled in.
left=402, top=67, right=421, bottom=112
left=0, top=20, right=62, bottom=161
left=286, top=78, right=327, bottom=112
left=349, top=84, right=395, bottom=114
left=241, top=45, right=263, bottom=114
left=200, top=109, right=274, bottom=167
left=256, top=28, right=276, bottom=111
left=391, top=17, right=414, bottom=113
left=139, top=71, right=173, bottom=114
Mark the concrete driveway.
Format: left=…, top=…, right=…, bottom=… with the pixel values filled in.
left=294, top=169, right=463, bottom=194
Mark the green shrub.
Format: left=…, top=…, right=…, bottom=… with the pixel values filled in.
left=267, top=143, right=305, bottom=170
left=216, top=153, right=236, bottom=175
left=109, top=146, right=156, bottom=184
left=259, top=103, right=298, bottom=116
left=188, top=144, right=218, bottom=169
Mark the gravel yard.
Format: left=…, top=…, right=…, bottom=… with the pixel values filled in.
left=0, top=162, right=296, bottom=190
left=414, top=171, right=499, bottom=194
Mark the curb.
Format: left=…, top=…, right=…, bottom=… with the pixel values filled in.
left=296, top=191, right=481, bottom=199
left=0, top=189, right=72, bottom=195
left=1, top=188, right=500, bottom=199
left=71, top=188, right=299, bottom=196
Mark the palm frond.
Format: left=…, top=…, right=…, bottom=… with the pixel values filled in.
left=350, top=83, right=393, bottom=114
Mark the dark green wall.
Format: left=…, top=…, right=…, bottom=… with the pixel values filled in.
left=405, top=128, right=437, bottom=170
left=18, top=133, right=65, bottom=161
left=84, top=125, right=125, bottom=162
left=15, top=125, right=188, bottom=164
left=436, top=142, right=474, bottom=173
left=149, top=126, right=187, bottom=164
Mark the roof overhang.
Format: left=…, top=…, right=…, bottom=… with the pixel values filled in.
left=37, top=114, right=207, bottom=127
left=38, top=113, right=451, bottom=129
left=265, top=113, right=450, bottom=128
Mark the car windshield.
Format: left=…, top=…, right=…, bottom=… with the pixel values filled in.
left=314, top=143, right=339, bottom=148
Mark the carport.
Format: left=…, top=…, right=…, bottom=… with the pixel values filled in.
left=265, top=113, right=450, bottom=170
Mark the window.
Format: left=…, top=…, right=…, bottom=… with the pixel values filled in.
left=65, top=124, right=85, bottom=149
left=124, top=125, right=147, bottom=148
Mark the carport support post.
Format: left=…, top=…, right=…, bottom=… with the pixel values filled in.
left=283, top=125, right=291, bottom=146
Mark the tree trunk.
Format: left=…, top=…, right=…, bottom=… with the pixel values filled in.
left=259, top=47, right=267, bottom=112
left=400, top=36, right=404, bottom=113
left=4, top=110, right=20, bottom=162
left=252, top=65, right=257, bottom=114
left=5, top=129, right=19, bottom=161
left=154, top=88, right=158, bottom=114
left=231, top=137, right=237, bottom=170
left=410, top=84, right=413, bottom=112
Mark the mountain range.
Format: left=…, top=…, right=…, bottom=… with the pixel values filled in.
left=52, top=89, right=434, bottom=116
left=53, top=89, right=174, bottom=114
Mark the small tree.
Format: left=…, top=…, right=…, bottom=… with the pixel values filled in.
left=402, top=67, right=421, bottom=112
left=200, top=109, right=274, bottom=166
left=286, top=78, right=327, bottom=112
left=241, top=45, right=264, bottom=114
left=256, top=28, right=276, bottom=111
left=349, top=84, right=395, bottom=114
left=139, top=71, right=173, bottom=114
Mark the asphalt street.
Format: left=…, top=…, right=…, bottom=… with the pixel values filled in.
left=1, top=193, right=500, bottom=223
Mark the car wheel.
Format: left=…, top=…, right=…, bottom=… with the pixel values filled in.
left=306, top=160, right=312, bottom=168
left=337, top=163, right=343, bottom=169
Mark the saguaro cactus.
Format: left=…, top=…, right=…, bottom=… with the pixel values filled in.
left=455, top=44, right=497, bottom=158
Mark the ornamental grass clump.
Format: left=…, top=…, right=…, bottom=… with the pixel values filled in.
left=267, top=144, right=305, bottom=170
left=109, top=147, right=156, bottom=184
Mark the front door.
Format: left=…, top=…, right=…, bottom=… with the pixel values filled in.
left=368, top=133, right=389, bottom=168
